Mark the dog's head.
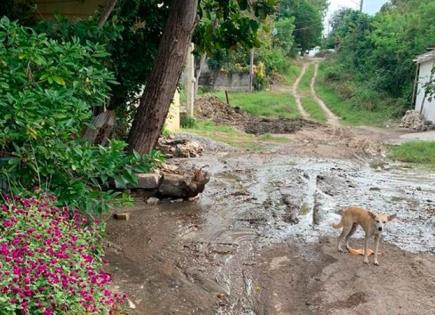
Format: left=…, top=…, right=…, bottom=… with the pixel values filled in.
left=368, top=212, right=396, bottom=233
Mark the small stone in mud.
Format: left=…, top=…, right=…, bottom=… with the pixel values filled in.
left=217, top=293, right=225, bottom=300
left=416, top=186, right=422, bottom=191
left=113, top=213, right=130, bottom=221
left=146, top=197, right=160, bottom=205
left=127, top=298, right=136, bottom=309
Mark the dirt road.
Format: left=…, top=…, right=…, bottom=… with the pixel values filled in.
left=107, top=132, right=435, bottom=314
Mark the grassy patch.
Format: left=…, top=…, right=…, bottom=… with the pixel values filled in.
left=182, top=120, right=288, bottom=151
left=301, top=96, right=326, bottom=123
left=388, top=141, right=435, bottom=169
left=202, top=90, right=300, bottom=119
left=282, top=62, right=302, bottom=85
left=315, top=63, right=397, bottom=127
left=299, top=63, right=315, bottom=95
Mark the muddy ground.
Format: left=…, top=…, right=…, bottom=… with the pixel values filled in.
left=106, top=128, right=435, bottom=315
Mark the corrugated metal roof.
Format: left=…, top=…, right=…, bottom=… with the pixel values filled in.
left=415, top=49, right=435, bottom=64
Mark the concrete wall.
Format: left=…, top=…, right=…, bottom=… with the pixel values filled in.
left=199, top=71, right=251, bottom=91
left=415, top=60, right=435, bottom=123
left=35, top=0, right=106, bottom=19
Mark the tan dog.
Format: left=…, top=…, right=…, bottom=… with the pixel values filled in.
left=332, top=207, right=396, bottom=265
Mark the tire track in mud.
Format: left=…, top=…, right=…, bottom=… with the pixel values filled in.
left=310, top=62, right=341, bottom=127
left=292, top=63, right=310, bottom=119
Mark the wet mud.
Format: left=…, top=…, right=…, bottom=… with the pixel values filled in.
left=106, top=152, right=435, bottom=314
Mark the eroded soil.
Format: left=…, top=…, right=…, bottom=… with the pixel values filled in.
left=106, top=144, right=435, bottom=314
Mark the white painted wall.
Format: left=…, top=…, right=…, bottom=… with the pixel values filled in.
left=415, top=60, right=435, bottom=123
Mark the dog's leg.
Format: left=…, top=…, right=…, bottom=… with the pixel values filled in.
left=363, top=235, right=369, bottom=264
left=373, top=234, right=380, bottom=265
left=345, top=223, right=357, bottom=252
left=337, top=225, right=353, bottom=253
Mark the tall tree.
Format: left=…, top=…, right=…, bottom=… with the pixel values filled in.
left=279, top=0, right=325, bottom=54
left=128, top=0, right=198, bottom=154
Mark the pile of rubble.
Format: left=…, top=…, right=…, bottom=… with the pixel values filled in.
left=400, top=110, right=434, bottom=131
left=157, top=136, right=204, bottom=158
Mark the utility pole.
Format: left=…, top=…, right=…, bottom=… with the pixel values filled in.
left=249, top=49, right=254, bottom=92
left=185, top=43, right=195, bottom=118
left=359, top=0, right=363, bottom=12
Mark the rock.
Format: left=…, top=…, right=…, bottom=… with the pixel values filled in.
left=82, top=111, right=116, bottom=145
left=127, top=298, right=136, bottom=309
left=146, top=197, right=160, bottom=205
left=113, top=213, right=130, bottom=220
left=136, top=173, right=161, bottom=189
left=157, top=138, right=204, bottom=158
left=158, top=169, right=210, bottom=199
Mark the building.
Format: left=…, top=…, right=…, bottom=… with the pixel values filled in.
left=414, top=49, right=435, bottom=123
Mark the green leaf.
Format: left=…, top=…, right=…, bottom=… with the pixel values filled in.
left=52, top=76, right=66, bottom=86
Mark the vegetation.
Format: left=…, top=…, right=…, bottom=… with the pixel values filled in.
left=322, top=0, right=435, bottom=118
left=316, top=63, right=397, bottom=126
left=206, top=0, right=327, bottom=89
left=204, top=90, right=301, bottom=119
left=0, top=195, right=125, bottom=314
left=278, top=0, right=327, bottom=54
left=0, top=18, right=163, bottom=213
left=301, top=96, right=326, bottom=123
left=299, top=63, right=315, bottom=94
left=388, top=142, right=435, bottom=169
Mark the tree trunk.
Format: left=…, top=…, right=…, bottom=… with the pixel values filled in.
left=128, top=0, right=198, bottom=154
left=98, top=0, right=117, bottom=28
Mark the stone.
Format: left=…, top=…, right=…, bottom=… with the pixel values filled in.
left=146, top=197, right=160, bottom=205
left=158, top=169, right=210, bottom=199
left=157, top=138, right=204, bottom=158
left=82, top=111, right=116, bottom=145
left=113, top=213, right=130, bottom=220
left=136, top=173, right=161, bottom=189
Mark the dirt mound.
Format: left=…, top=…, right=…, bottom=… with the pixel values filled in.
left=195, top=96, right=250, bottom=128
left=245, top=117, right=316, bottom=135
left=195, top=96, right=315, bottom=134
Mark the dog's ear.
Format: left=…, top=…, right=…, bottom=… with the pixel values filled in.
left=367, top=211, right=376, bottom=220
left=388, top=214, right=397, bottom=221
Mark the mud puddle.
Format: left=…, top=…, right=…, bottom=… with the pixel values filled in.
left=106, top=152, right=435, bottom=314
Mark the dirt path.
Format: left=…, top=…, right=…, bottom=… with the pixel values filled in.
left=292, top=62, right=310, bottom=119
left=107, top=139, right=435, bottom=314
left=311, top=63, right=341, bottom=127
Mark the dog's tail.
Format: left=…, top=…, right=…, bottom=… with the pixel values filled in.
left=331, top=208, right=345, bottom=229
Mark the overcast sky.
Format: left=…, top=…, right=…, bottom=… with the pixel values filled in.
left=324, top=0, right=389, bottom=34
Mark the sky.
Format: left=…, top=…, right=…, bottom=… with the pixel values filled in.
left=324, top=0, right=389, bottom=34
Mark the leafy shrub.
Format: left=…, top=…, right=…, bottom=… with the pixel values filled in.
left=0, top=18, right=164, bottom=213
left=0, top=195, right=125, bottom=314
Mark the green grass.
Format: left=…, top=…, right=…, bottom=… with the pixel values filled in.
left=182, top=119, right=289, bottom=151
left=202, top=90, right=300, bottom=119
left=388, top=141, right=435, bottom=169
left=299, top=63, right=315, bottom=95
left=282, top=62, right=302, bottom=85
left=315, top=64, right=396, bottom=127
left=301, top=96, right=326, bottom=123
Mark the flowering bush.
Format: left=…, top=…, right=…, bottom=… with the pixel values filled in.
left=0, top=195, right=124, bottom=314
